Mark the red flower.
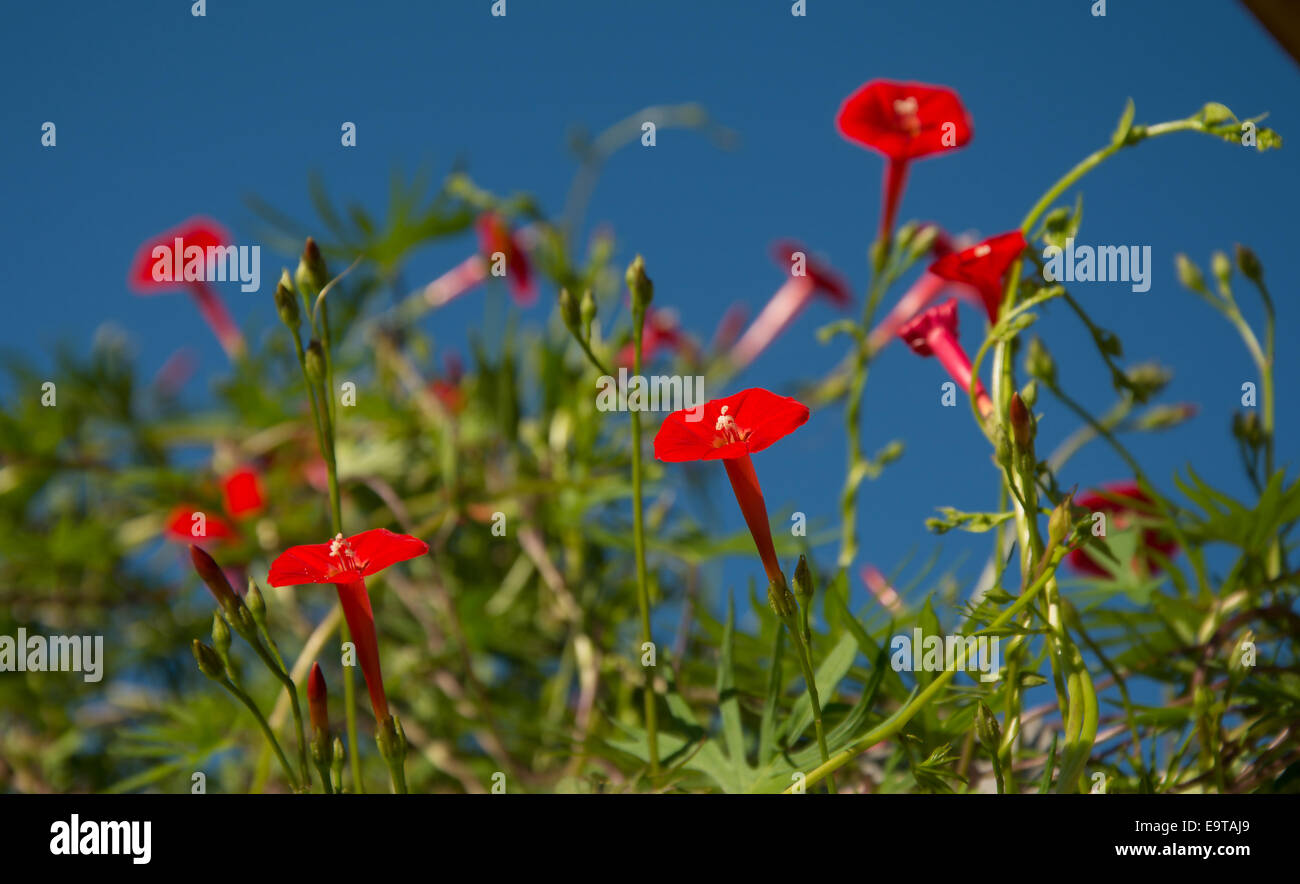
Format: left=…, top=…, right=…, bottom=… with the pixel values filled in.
left=268, top=529, right=429, bottom=723
left=166, top=504, right=235, bottom=545
left=929, top=231, right=1027, bottom=323
left=221, top=467, right=265, bottom=519
left=836, top=80, right=972, bottom=245
left=897, top=299, right=992, bottom=418
left=1067, top=482, right=1178, bottom=577
left=419, top=213, right=536, bottom=308
left=867, top=229, right=980, bottom=352
left=655, top=389, right=809, bottom=586
left=729, top=241, right=851, bottom=371
left=128, top=217, right=246, bottom=359
left=618, top=308, right=687, bottom=368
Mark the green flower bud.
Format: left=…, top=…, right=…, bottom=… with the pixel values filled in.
left=305, top=340, right=326, bottom=384
left=246, top=579, right=267, bottom=627
left=1048, top=492, right=1076, bottom=549
left=332, top=737, right=346, bottom=775
left=579, top=289, right=596, bottom=340
left=274, top=270, right=300, bottom=328
left=295, top=237, right=330, bottom=297
left=625, top=255, right=653, bottom=312
left=994, top=425, right=1013, bottom=471
left=792, top=554, right=813, bottom=601
left=1234, top=244, right=1262, bottom=284
left=211, top=612, right=231, bottom=660
left=1020, top=379, right=1038, bottom=410
left=975, top=700, right=1001, bottom=750
left=1024, top=336, right=1056, bottom=386
left=192, top=640, right=226, bottom=681
left=1211, top=250, right=1232, bottom=291
left=1174, top=253, right=1207, bottom=294
left=558, top=288, right=581, bottom=335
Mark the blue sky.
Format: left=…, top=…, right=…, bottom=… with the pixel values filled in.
left=3, top=0, right=1297, bottom=626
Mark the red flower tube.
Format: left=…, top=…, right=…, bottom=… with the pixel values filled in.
left=836, top=81, right=972, bottom=246
left=897, top=298, right=992, bottom=418
left=929, top=231, right=1028, bottom=323
left=655, top=388, right=809, bottom=593
left=729, top=242, right=851, bottom=372
left=128, top=217, right=246, bottom=359
left=419, top=212, right=536, bottom=308
left=268, top=529, right=429, bottom=723
left=1067, top=482, right=1178, bottom=577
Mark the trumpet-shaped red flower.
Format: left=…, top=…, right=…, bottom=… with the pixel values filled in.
left=1067, top=482, right=1178, bottom=577
left=268, top=529, right=429, bottom=723
left=655, top=388, right=809, bottom=587
left=897, top=299, right=992, bottom=417
left=128, top=217, right=246, bottom=359
left=221, top=466, right=265, bottom=519
left=836, top=80, right=972, bottom=244
left=929, top=231, right=1027, bottom=323
left=729, top=242, right=851, bottom=372
left=866, top=229, right=979, bottom=352
left=419, top=213, right=536, bottom=308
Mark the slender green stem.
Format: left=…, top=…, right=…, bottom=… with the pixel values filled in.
left=218, top=676, right=301, bottom=791
left=248, top=631, right=312, bottom=789
left=630, top=306, right=659, bottom=777
left=782, top=613, right=834, bottom=792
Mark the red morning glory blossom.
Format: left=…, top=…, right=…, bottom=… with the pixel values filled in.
left=419, top=212, right=536, bottom=308
left=729, top=241, right=851, bottom=372
left=268, top=529, right=429, bottom=723
left=655, top=388, right=809, bottom=588
left=836, top=80, right=973, bottom=245
left=897, top=298, right=992, bottom=418
left=929, top=231, right=1028, bottom=323
left=1067, top=482, right=1178, bottom=577
left=221, top=466, right=265, bottom=519
left=128, top=217, right=246, bottom=359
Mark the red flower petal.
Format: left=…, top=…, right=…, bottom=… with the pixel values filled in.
left=128, top=217, right=233, bottom=294
left=165, top=504, right=235, bottom=543
left=350, top=528, right=429, bottom=578
left=221, top=467, right=264, bottom=519
left=836, top=80, right=973, bottom=162
left=1067, top=482, right=1179, bottom=576
left=267, top=540, right=347, bottom=586
left=929, top=231, right=1027, bottom=322
left=476, top=211, right=535, bottom=306
left=897, top=298, right=960, bottom=357
left=770, top=240, right=852, bottom=307
left=654, top=388, right=809, bottom=463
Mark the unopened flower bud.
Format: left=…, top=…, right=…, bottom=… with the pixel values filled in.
left=1134, top=402, right=1197, bottom=432
left=1211, top=251, right=1232, bottom=291
left=975, top=700, right=1001, bottom=750
left=1234, top=244, right=1262, bottom=284
left=192, top=640, right=226, bottom=681
left=296, top=237, right=330, bottom=297
left=994, top=425, right=1013, bottom=471
left=792, top=555, right=813, bottom=601
left=1020, top=379, right=1038, bottom=410
left=1174, top=253, right=1207, bottom=294
left=376, top=714, right=406, bottom=762
left=1048, top=492, right=1076, bottom=549
left=579, top=289, right=596, bottom=340
left=246, top=579, right=267, bottom=627
left=211, top=612, right=231, bottom=660
left=626, top=255, right=653, bottom=312
left=274, top=270, right=300, bottom=328
left=1008, top=392, right=1035, bottom=451
left=307, top=661, right=330, bottom=736
left=305, top=340, right=326, bottom=383
left=190, top=545, right=239, bottom=619
left=558, top=288, right=581, bottom=335
left=1024, top=336, right=1056, bottom=386
left=332, top=736, right=346, bottom=777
